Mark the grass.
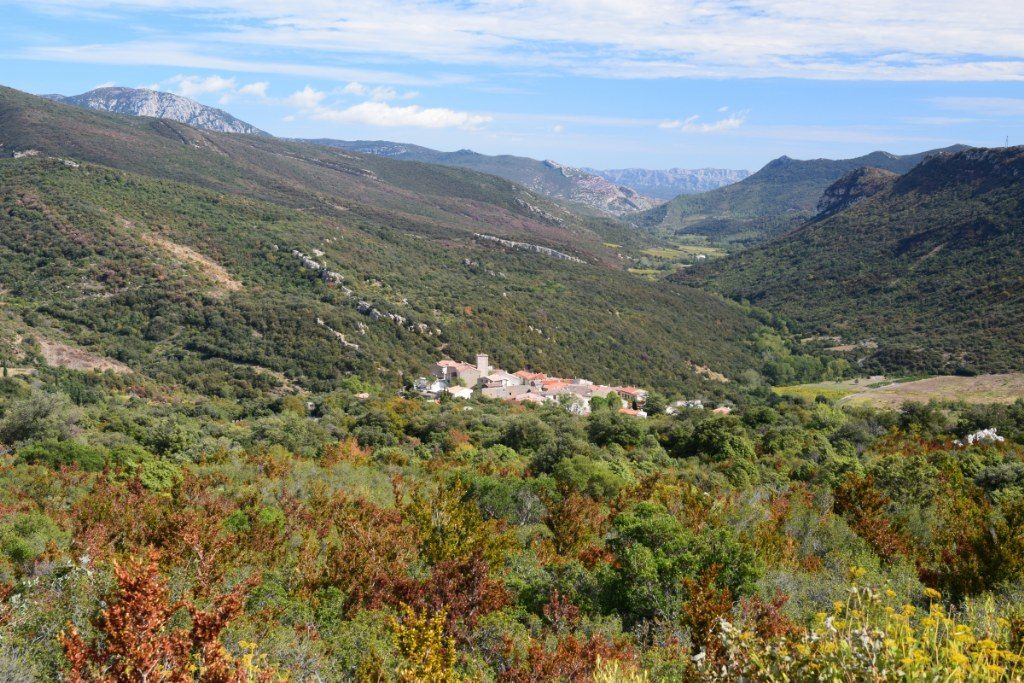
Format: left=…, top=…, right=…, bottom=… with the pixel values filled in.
left=640, top=244, right=726, bottom=260
left=775, top=373, right=1024, bottom=408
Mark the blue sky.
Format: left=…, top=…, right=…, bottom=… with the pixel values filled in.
left=2, top=0, right=1023, bottom=171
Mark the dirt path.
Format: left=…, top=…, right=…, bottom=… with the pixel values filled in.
left=140, top=232, right=243, bottom=293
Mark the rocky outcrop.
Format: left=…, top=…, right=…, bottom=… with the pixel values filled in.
left=541, top=160, right=661, bottom=214
left=57, top=87, right=267, bottom=135
left=586, top=167, right=750, bottom=200
left=291, top=249, right=345, bottom=284
left=815, top=167, right=898, bottom=218
left=473, top=233, right=584, bottom=263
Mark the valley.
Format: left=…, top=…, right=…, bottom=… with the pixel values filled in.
left=1, top=62, right=1024, bottom=683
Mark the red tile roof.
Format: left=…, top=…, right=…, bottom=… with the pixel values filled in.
left=515, top=371, right=547, bottom=381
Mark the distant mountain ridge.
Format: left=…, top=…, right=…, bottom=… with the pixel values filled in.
left=584, top=167, right=750, bottom=199
left=304, top=139, right=663, bottom=216
left=638, top=145, right=971, bottom=242
left=52, top=87, right=268, bottom=136
left=679, top=145, right=1024, bottom=375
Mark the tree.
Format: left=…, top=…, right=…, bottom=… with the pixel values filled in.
left=684, top=417, right=755, bottom=463
left=61, top=549, right=274, bottom=682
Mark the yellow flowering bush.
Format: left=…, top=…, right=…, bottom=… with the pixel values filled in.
left=593, top=656, right=652, bottom=683
left=391, top=604, right=461, bottom=683
left=698, top=570, right=1024, bottom=681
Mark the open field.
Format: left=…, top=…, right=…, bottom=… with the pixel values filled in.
left=774, top=373, right=1024, bottom=408
left=641, top=243, right=727, bottom=259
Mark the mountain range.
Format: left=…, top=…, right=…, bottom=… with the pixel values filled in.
left=304, top=139, right=664, bottom=216
left=639, top=145, right=971, bottom=242
left=679, top=146, right=1024, bottom=374
left=36, top=86, right=752, bottom=217
left=0, top=84, right=762, bottom=395
left=585, top=167, right=750, bottom=199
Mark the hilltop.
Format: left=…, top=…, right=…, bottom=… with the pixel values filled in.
left=680, top=146, right=1024, bottom=375
left=0, top=86, right=766, bottom=395
left=638, top=145, right=969, bottom=242
left=304, top=139, right=662, bottom=216
left=52, top=86, right=268, bottom=135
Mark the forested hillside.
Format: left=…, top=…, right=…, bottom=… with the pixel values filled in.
left=682, top=146, right=1024, bottom=375
left=638, top=145, right=968, bottom=243
left=0, top=155, right=764, bottom=397
left=0, top=86, right=639, bottom=259
left=0, top=86, right=779, bottom=396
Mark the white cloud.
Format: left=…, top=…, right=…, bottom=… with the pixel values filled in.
left=369, top=86, right=398, bottom=101
left=660, top=112, right=746, bottom=133
left=168, top=74, right=236, bottom=97
left=341, top=81, right=368, bottom=96
left=717, top=105, right=729, bottom=113
left=552, top=124, right=565, bottom=134
left=341, top=83, right=417, bottom=101
left=93, top=80, right=116, bottom=89
left=298, top=99, right=491, bottom=130
left=286, top=85, right=326, bottom=108
left=238, top=81, right=269, bottom=97
left=16, top=1, right=1024, bottom=81
left=20, top=42, right=467, bottom=87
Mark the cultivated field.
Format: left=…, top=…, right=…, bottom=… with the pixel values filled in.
left=775, top=373, right=1024, bottom=408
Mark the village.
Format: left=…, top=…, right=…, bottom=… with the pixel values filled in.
left=414, top=353, right=663, bottom=417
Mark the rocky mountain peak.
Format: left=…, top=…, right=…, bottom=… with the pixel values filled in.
left=56, top=87, right=268, bottom=136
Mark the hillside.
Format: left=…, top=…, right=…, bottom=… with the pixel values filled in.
left=638, top=145, right=969, bottom=242
left=0, top=86, right=642, bottom=259
left=0, top=86, right=766, bottom=394
left=587, top=166, right=749, bottom=199
left=305, top=139, right=661, bottom=215
left=681, top=146, right=1024, bottom=375
left=55, top=86, right=268, bottom=135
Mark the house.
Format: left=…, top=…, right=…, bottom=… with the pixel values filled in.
left=432, top=354, right=490, bottom=388
left=514, top=371, right=548, bottom=388
left=588, top=385, right=623, bottom=407
left=484, top=370, right=522, bottom=388
left=481, top=384, right=533, bottom=400
left=515, top=393, right=552, bottom=405
left=619, top=408, right=648, bottom=418
left=540, top=379, right=572, bottom=395
left=617, top=387, right=649, bottom=406
left=712, top=406, right=733, bottom=415
left=414, top=376, right=447, bottom=396
left=565, top=396, right=591, bottom=415
left=446, top=386, right=474, bottom=400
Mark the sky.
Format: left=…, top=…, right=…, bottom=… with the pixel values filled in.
left=2, top=0, right=1023, bottom=171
